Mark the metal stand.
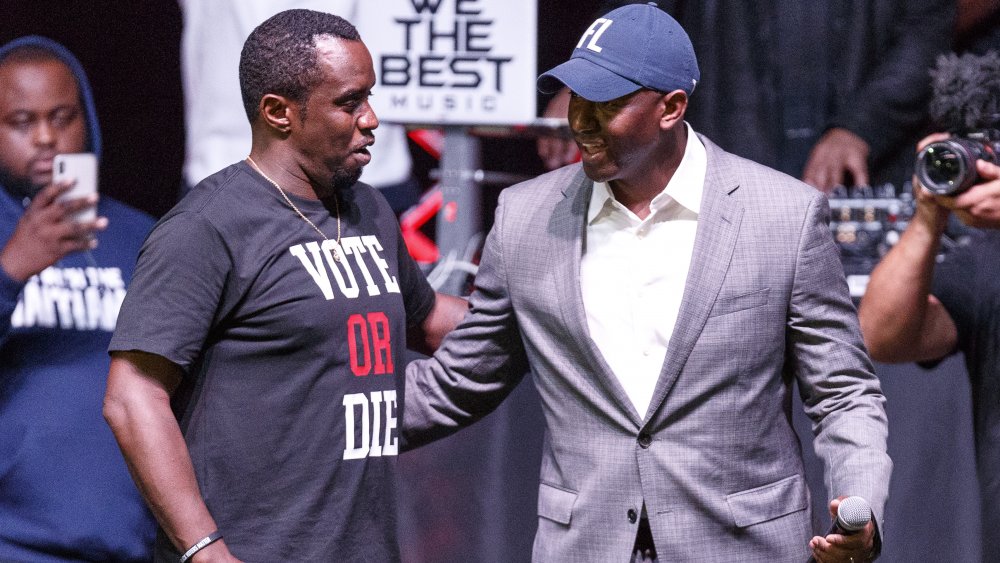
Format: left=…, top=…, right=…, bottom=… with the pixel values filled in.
left=435, top=126, right=483, bottom=295
left=422, top=119, right=569, bottom=295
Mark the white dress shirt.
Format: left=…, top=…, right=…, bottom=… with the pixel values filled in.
left=580, top=124, right=707, bottom=419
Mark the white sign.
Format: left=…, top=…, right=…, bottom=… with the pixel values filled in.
left=361, top=0, right=537, bottom=125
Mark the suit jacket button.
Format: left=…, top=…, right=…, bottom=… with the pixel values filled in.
left=627, top=508, right=638, bottom=523
left=638, top=433, right=652, bottom=448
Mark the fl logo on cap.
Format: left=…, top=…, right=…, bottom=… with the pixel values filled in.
left=577, top=18, right=614, bottom=53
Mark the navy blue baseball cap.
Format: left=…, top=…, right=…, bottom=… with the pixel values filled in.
left=538, top=2, right=699, bottom=102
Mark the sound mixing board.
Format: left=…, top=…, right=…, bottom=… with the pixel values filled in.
left=827, top=183, right=915, bottom=297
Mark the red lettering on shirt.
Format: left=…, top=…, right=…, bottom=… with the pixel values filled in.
left=347, top=312, right=394, bottom=376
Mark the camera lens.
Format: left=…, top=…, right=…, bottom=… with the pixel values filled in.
left=916, top=139, right=979, bottom=195
left=921, top=145, right=966, bottom=190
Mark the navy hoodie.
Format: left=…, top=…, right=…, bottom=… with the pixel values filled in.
left=0, top=36, right=156, bottom=562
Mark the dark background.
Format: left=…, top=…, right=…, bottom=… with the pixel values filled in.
left=0, top=0, right=595, bottom=219
left=1, top=1, right=185, bottom=218
left=1, top=2, right=983, bottom=562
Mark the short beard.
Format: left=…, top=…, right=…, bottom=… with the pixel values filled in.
left=331, top=166, right=363, bottom=192
left=0, top=169, right=41, bottom=200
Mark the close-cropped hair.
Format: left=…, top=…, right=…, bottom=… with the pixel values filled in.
left=238, top=8, right=361, bottom=122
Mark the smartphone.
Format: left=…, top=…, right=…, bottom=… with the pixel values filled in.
left=53, top=153, right=98, bottom=222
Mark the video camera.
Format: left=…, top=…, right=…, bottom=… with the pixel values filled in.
left=914, top=51, right=1000, bottom=196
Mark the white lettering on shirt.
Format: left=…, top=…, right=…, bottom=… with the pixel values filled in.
left=342, top=390, right=399, bottom=460
left=11, top=266, right=126, bottom=331
left=289, top=235, right=399, bottom=300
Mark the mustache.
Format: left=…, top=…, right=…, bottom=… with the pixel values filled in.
left=28, top=151, right=58, bottom=168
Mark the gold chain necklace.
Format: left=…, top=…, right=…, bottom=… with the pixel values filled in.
left=246, top=156, right=342, bottom=261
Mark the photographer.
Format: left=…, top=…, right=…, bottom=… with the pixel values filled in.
left=858, top=132, right=1000, bottom=562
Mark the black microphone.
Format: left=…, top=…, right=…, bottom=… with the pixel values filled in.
left=806, top=496, right=871, bottom=563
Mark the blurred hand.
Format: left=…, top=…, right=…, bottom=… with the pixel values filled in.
left=537, top=136, right=580, bottom=171
left=808, top=497, right=877, bottom=563
left=0, top=180, right=106, bottom=282
left=802, top=128, right=871, bottom=193
left=938, top=158, right=1000, bottom=229
left=537, top=87, right=580, bottom=170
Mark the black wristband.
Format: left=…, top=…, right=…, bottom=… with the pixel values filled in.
left=178, top=530, right=223, bottom=563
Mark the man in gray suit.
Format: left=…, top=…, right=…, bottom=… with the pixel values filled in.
left=403, top=4, right=891, bottom=562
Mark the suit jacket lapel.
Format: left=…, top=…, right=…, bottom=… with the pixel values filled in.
left=645, top=138, right=745, bottom=423
left=553, top=168, right=644, bottom=426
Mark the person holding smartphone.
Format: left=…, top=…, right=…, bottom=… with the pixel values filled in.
left=0, top=36, right=156, bottom=561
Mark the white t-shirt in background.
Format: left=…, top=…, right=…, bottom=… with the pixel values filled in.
left=179, top=0, right=412, bottom=188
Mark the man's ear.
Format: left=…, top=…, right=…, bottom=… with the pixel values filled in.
left=258, top=93, right=294, bottom=135
left=659, top=90, right=688, bottom=128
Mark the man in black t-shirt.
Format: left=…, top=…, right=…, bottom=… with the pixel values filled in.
left=859, top=133, right=1000, bottom=563
left=103, top=10, right=467, bottom=563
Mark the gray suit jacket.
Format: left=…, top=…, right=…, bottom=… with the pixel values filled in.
left=404, top=136, right=891, bottom=562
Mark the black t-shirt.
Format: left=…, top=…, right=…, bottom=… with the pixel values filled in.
left=931, top=229, right=1000, bottom=547
left=110, top=161, right=435, bottom=561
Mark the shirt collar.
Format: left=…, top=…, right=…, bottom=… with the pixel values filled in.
left=587, top=122, right=707, bottom=224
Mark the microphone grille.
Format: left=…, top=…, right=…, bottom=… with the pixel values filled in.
left=837, top=496, right=872, bottom=532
